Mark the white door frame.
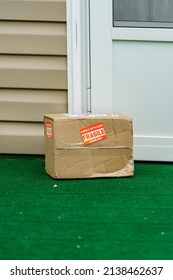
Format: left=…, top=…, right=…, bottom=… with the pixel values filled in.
left=90, top=0, right=114, bottom=113
left=67, top=0, right=114, bottom=114
left=66, top=0, right=91, bottom=114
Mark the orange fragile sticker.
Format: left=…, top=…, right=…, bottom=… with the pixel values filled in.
left=80, top=122, right=107, bottom=145
left=45, top=122, right=53, bottom=139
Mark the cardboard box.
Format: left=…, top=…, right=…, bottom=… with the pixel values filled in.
left=44, top=113, right=133, bottom=179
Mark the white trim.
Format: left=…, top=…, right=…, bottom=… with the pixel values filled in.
left=90, top=0, right=114, bottom=113
left=66, top=0, right=82, bottom=113
left=134, top=146, right=173, bottom=162
left=82, top=0, right=92, bottom=113
left=134, top=135, right=173, bottom=146
left=112, top=27, right=173, bottom=42
left=134, top=136, right=173, bottom=161
left=66, top=0, right=91, bottom=114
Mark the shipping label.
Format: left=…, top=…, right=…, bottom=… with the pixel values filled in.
left=45, top=122, right=53, bottom=139
left=80, top=122, right=107, bottom=145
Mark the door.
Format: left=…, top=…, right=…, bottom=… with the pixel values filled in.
left=90, top=0, right=173, bottom=161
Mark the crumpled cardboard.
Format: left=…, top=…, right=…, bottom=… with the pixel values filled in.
left=44, top=113, right=134, bottom=179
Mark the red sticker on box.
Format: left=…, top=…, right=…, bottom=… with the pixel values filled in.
left=80, top=122, right=107, bottom=145
left=45, top=122, right=53, bottom=139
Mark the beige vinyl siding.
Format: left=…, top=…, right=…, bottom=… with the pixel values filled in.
left=0, top=0, right=67, bottom=154
left=0, top=0, right=66, bottom=22
left=0, top=89, right=67, bottom=122
left=0, top=22, right=67, bottom=55
left=0, top=122, right=44, bottom=154
left=0, top=56, right=67, bottom=89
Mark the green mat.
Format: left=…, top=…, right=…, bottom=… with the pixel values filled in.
left=0, top=155, right=173, bottom=260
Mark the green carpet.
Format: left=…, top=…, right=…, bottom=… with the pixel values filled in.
left=0, top=154, right=173, bottom=260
